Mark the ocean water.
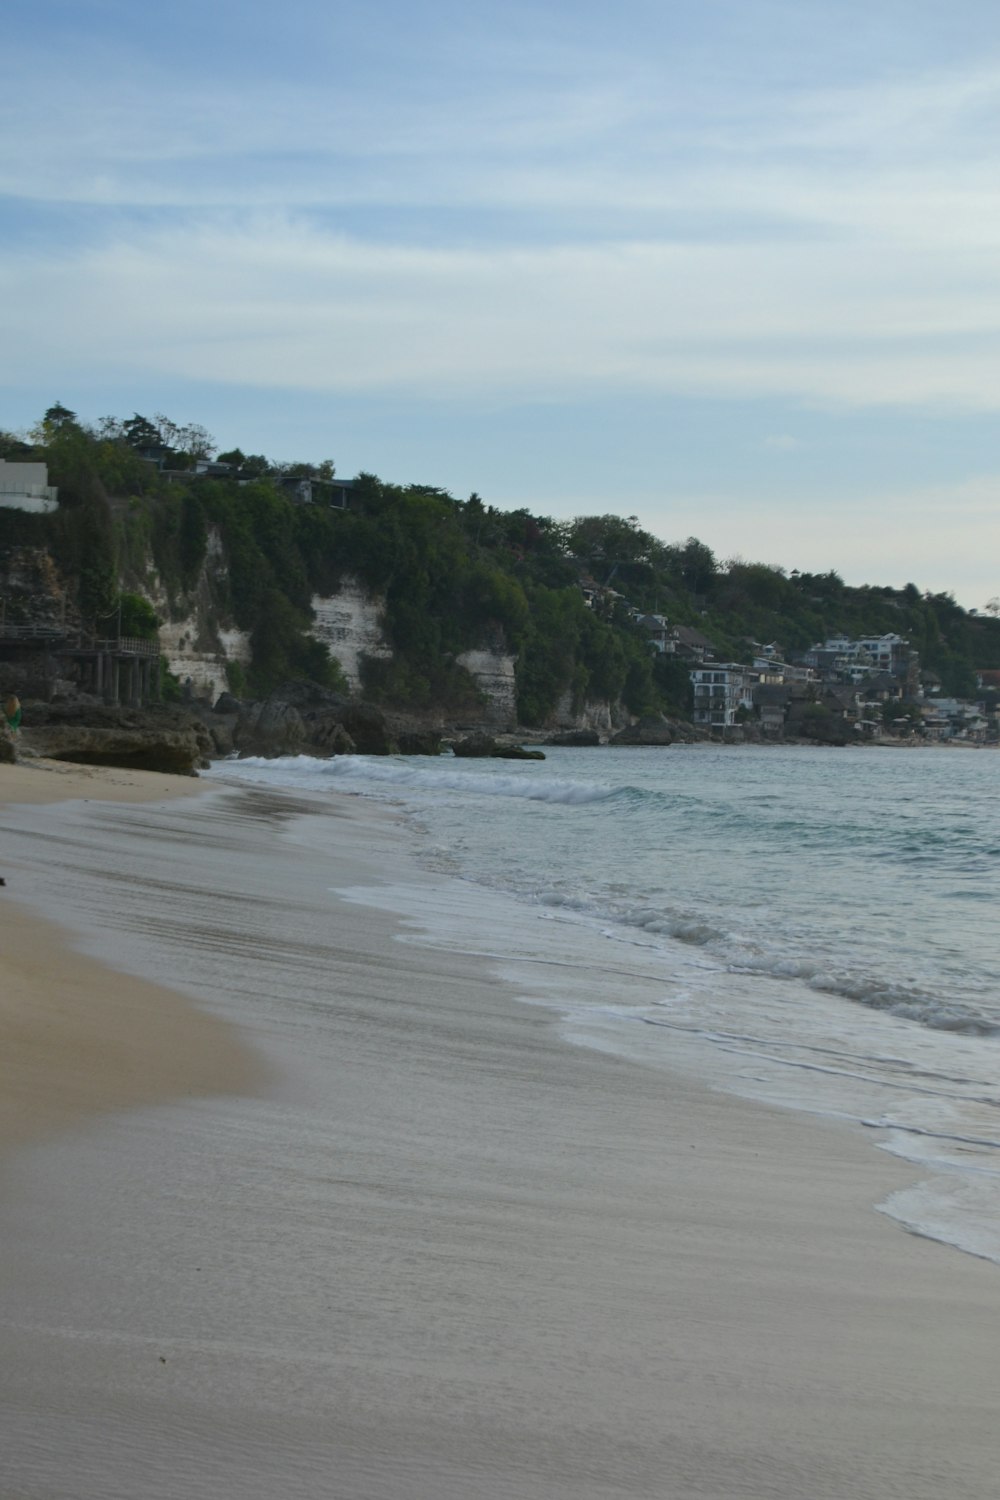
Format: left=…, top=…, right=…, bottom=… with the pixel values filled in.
left=211, top=743, right=1000, bottom=1264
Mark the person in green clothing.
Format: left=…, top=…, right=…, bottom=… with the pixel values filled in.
left=3, top=694, right=21, bottom=734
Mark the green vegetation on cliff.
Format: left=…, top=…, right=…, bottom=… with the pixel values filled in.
left=3, top=405, right=998, bottom=718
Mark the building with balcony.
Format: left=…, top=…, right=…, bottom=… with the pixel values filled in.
left=690, top=664, right=752, bottom=728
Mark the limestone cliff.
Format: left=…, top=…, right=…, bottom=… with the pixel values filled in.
left=134, top=525, right=250, bottom=702
left=455, top=648, right=518, bottom=729
left=1, top=525, right=621, bottom=737
left=309, top=579, right=392, bottom=691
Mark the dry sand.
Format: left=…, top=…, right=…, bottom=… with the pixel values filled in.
left=2, top=758, right=1000, bottom=1499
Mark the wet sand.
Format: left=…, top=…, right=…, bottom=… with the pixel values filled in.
left=0, top=761, right=264, bottom=1150
left=2, top=762, right=1000, bottom=1499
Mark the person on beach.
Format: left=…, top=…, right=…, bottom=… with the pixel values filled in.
left=3, top=694, right=21, bottom=734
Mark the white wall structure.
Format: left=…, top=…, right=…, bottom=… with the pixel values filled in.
left=310, top=578, right=393, bottom=690
left=0, top=460, right=58, bottom=513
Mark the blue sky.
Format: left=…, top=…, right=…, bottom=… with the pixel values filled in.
left=4, top=0, right=1000, bottom=606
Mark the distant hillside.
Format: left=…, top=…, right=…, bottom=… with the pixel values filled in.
left=2, top=406, right=998, bottom=726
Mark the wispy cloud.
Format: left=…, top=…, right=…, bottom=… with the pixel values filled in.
left=6, top=217, right=1000, bottom=410
left=5, top=20, right=1000, bottom=416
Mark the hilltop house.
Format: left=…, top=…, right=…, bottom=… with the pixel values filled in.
left=797, top=632, right=917, bottom=690
left=278, top=475, right=356, bottom=509
left=636, top=613, right=672, bottom=652
left=0, top=460, right=58, bottom=514
left=670, top=625, right=716, bottom=662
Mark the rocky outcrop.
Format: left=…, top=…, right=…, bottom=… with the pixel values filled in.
left=19, top=704, right=213, bottom=775
left=452, top=733, right=544, bottom=761
left=492, top=744, right=545, bottom=760
left=451, top=732, right=497, bottom=758
left=396, top=729, right=443, bottom=755
left=307, top=717, right=358, bottom=756
left=0, top=545, right=77, bottom=634
left=232, top=698, right=309, bottom=758
left=331, top=702, right=399, bottom=756
left=610, top=713, right=676, bottom=747
left=546, top=729, right=601, bottom=746
left=227, top=687, right=447, bottom=758
left=221, top=684, right=406, bottom=759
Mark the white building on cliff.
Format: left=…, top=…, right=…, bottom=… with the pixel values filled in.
left=0, top=460, right=58, bottom=514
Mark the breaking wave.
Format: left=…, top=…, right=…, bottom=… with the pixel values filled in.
left=214, top=753, right=614, bottom=806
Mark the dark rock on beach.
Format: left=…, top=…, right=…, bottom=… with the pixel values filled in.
left=307, top=716, right=357, bottom=756
left=233, top=698, right=308, bottom=758
left=331, top=702, right=398, bottom=756
left=396, top=729, right=443, bottom=756
left=221, top=684, right=413, bottom=758
left=19, top=703, right=213, bottom=775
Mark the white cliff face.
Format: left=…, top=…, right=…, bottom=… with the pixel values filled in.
left=456, top=648, right=518, bottom=728
left=309, top=579, right=393, bottom=691
left=147, top=550, right=604, bottom=729
left=552, top=689, right=614, bottom=733
left=310, top=581, right=519, bottom=722
left=148, top=527, right=251, bottom=703
left=159, top=616, right=251, bottom=702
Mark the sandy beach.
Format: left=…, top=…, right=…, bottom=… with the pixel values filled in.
left=0, top=760, right=264, bottom=1152
left=2, top=758, right=1000, bottom=1499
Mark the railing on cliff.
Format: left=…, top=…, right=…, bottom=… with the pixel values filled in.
left=0, top=622, right=66, bottom=640
left=93, top=636, right=161, bottom=657
left=0, top=623, right=160, bottom=657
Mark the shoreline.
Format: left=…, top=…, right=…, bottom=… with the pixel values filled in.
left=4, top=760, right=1000, bottom=1497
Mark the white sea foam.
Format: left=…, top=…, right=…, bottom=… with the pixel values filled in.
left=213, top=753, right=612, bottom=805
left=878, top=1179, right=1000, bottom=1264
